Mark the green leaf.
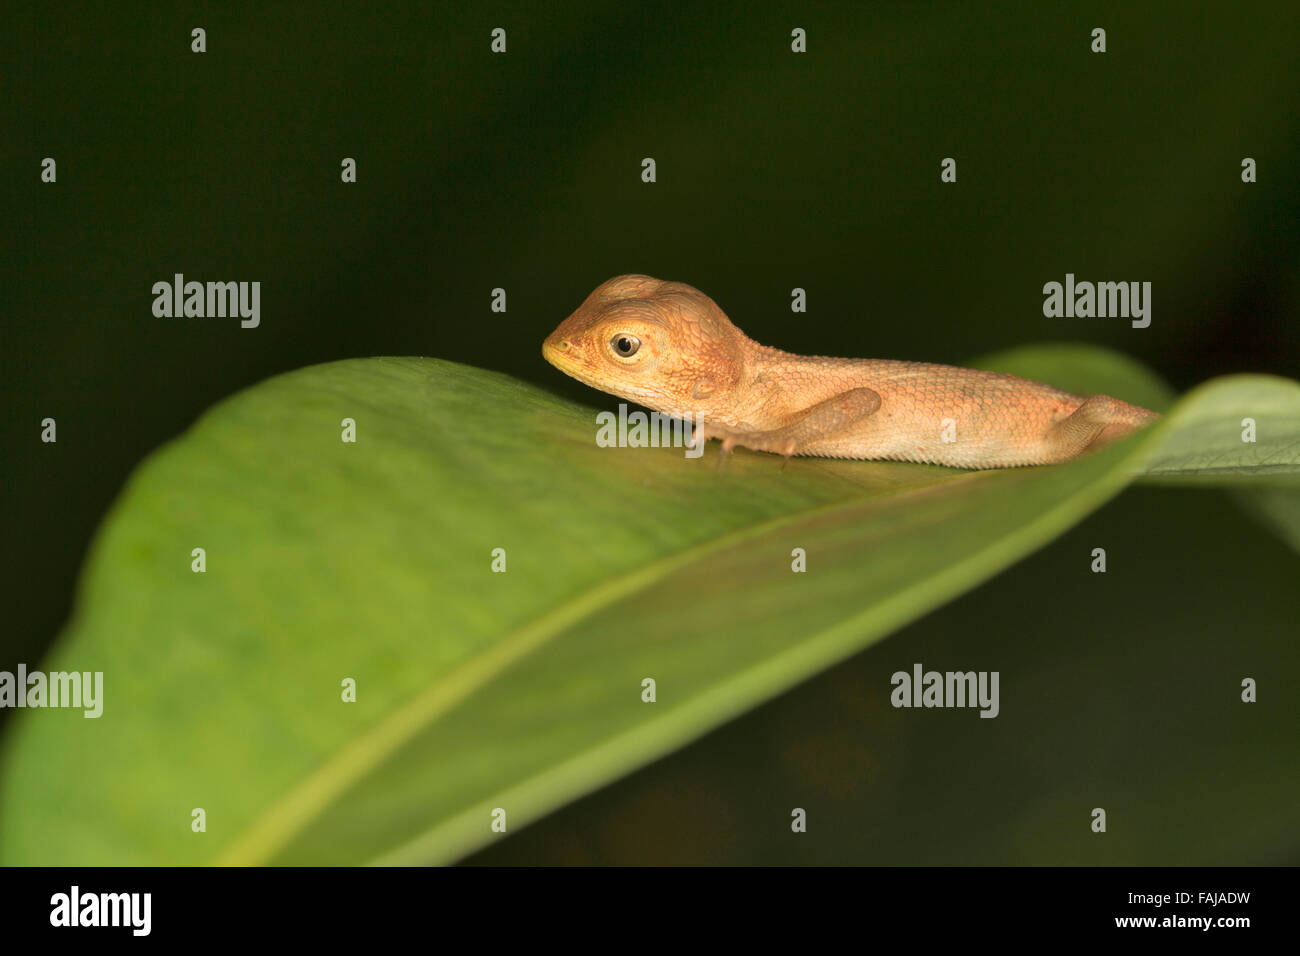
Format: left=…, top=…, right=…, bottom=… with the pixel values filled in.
left=1135, top=375, right=1300, bottom=484
left=2, top=349, right=1296, bottom=865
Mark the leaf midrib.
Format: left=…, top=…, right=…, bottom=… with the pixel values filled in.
left=371, top=427, right=1152, bottom=865
left=213, top=468, right=971, bottom=865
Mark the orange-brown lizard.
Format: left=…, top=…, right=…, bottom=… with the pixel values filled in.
left=542, top=274, right=1158, bottom=468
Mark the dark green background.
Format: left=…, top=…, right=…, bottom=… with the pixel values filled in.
left=5, top=2, right=1298, bottom=863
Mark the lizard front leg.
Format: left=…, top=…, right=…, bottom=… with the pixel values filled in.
left=700, top=387, right=883, bottom=459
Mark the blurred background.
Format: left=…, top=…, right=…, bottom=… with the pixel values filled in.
left=5, top=1, right=1298, bottom=863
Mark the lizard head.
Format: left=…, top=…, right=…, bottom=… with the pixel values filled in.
left=542, top=274, right=747, bottom=417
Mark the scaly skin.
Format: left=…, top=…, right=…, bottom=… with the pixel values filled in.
left=541, top=274, right=1158, bottom=468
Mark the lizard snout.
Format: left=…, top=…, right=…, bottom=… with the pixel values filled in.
left=541, top=333, right=578, bottom=370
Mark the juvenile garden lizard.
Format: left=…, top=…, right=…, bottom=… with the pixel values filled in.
left=542, top=274, right=1158, bottom=468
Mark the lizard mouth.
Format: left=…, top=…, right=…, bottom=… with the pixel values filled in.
left=542, top=336, right=657, bottom=405
left=542, top=335, right=604, bottom=389
left=541, top=335, right=579, bottom=372
left=542, top=330, right=670, bottom=411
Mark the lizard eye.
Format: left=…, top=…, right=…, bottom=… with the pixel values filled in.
left=610, top=333, right=641, bottom=358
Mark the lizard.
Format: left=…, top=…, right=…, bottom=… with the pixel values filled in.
left=541, top=274, right=1159, bottom=468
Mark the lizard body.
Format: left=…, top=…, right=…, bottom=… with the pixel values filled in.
left=542, top=274, right=1158, bottom=468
